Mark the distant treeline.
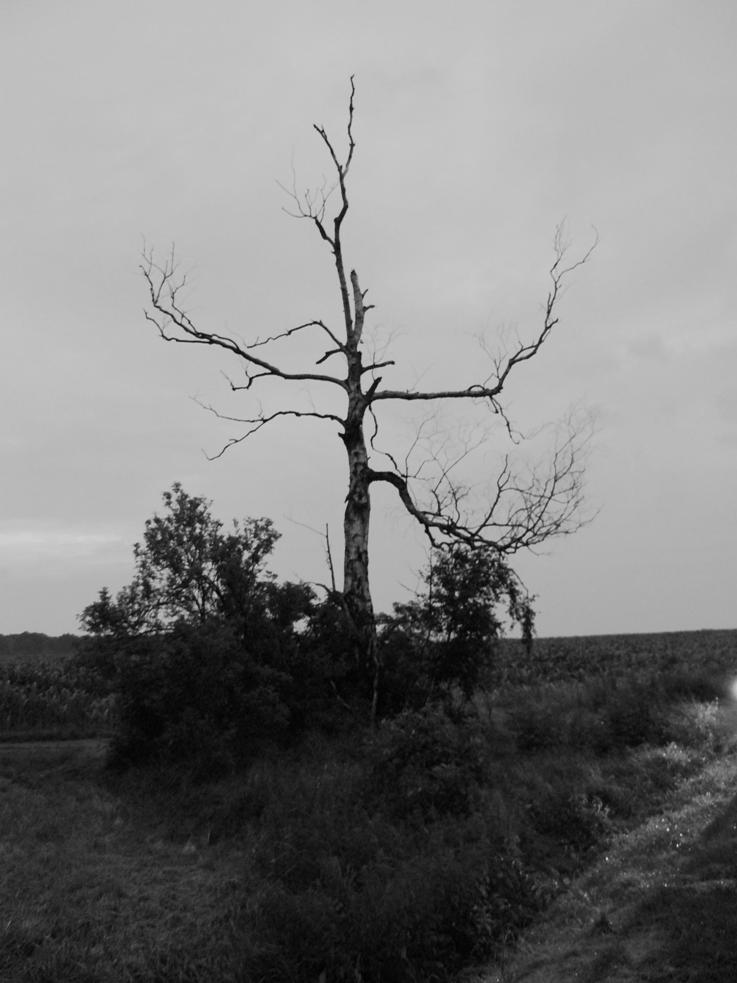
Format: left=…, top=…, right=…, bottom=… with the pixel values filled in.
left=0, top=632, right=79, bottom=663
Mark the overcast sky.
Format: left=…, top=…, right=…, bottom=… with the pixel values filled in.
left=1, top=0, right=735, bottom=638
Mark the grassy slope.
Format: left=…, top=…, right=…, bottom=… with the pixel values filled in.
left=480, top=703, right=737, bottom=983
left=0, top=742, right=245, bottom=982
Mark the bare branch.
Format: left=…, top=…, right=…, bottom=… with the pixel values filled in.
left=370, top=226, right=598, bottom=408
left=193, top=400, right=343, bottom=460
left=141, top=248, right=346, bottom=391
left=276, top=174, right=337, bottom=245
left=371, top=384, right=502, bottom=403
left=283, top=78, right=358, bottom=343
left=316, top=347, right=344, bottom=365
left=313, top=74, right=356, bottom=216
left=369, top=412, right=593, bottom=556
left=361, top=359, right=395, bottom=374
left=247, top=318, right=344, bottom=353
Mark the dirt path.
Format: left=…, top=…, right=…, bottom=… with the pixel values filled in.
left=479, top=744, right=737, bottom=982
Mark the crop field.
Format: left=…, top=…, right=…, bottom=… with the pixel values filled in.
left=0, top=632, right=77, bottom=667
left=494, top=628, right=737, bottom=687
left=0, top=658, right=113, bottom=740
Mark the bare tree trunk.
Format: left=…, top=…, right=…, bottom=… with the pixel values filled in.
left=341, top=367, right=381, bottom=722
left=142, top=78, right=594, bottom=725
left=342, top=432, right=373, bottom=634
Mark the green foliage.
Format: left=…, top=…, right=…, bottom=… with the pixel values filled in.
left=79, top=484, right=326, bottom=764
left=528, top=787, right=612, bottom=853
left=503, top=671, right=728, bottom=758
left=240, top=740, right=543, bottom=983
left=80, top=483, right=283, bottom=638
left=380, top=544, right=535, bottom=711
left=109, top=622, right=291, bottom=771
left=247, top=827, right=542, bottom=983
left=285, top=595, right=365, bottom=730
left=366, top=704, right=488, bottom=822
left=662, top=699, right=722, bottom=752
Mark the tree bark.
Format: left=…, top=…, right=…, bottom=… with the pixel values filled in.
left=341, top=349, right=380, bottom=722
left=342, top=425, right=373, bottom=636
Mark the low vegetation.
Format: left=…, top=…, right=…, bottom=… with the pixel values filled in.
left=0, top=659, right=113, bottom=740
left=1, top=487, right=735, bottom=981
left=2, top=631, right=736, bottom=980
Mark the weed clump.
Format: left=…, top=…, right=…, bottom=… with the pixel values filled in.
left=365, top=703, right=488, bottom=822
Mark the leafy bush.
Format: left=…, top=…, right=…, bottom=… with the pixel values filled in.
left=246, top=771, right=543, bottom=983
left=662, top=699, right=721, bottom=751
left=365, top=704, right=488, bottom=822
left=379, top=544, right=534, bottom=714
left=249, top=827, right=542, bottom=983
left=78, top=485, right=347, bottom=764
left=601, top=678, right=666, bottom=748
left=110, top=622, right=290, bottom=771
left=528, top=787, right=612, bottom=853
left=284, top=596, right=369, bottom=731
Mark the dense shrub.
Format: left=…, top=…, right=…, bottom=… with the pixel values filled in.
left=110, top=622, right=291, bottom=770
left=662, top=699, right=722, bottom=751
left=601, top=677, right=667, bottom=748
left=285, top=596, right=370, bottom=731
left=248, top=825, right=543, bottom=983
left=379, top=544, right=534, bottom=714
left=365, top=704, right=488, bottom=822
left=242, top=745, right=544, bottom=983
left=528, top=787, right=612, bottom=853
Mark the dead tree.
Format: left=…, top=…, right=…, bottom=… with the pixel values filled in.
left=141, top=78, right=595, bottom=722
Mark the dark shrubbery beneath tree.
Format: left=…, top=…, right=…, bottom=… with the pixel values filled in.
left=79, top=485, right=536, bottom=767
left=78, top=485, right=351, bottom=765
left=108, top=623, right=291, bottom=771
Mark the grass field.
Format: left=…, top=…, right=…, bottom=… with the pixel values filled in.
left=0, top=740, right=245, bottom=982
left=1, top=629, right=736, bottom=982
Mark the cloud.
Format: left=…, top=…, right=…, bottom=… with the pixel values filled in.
left=0, top=528, right=125, bottom=563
